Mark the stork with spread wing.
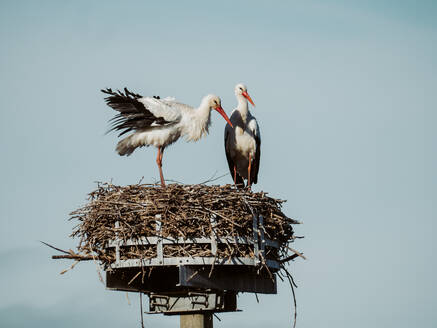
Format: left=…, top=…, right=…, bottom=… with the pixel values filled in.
left=102, top=88, right=232, bottom=187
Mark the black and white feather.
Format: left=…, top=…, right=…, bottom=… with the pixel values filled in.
left=102, top=88, right=225, bottom=157
left=102, top=88, right=173, bottom=137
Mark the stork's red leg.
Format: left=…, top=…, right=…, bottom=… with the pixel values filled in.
left=233, top=166, right=237, bottom=185
left=159, top=147, right=164, bottom=164
left=247, top=154, right=252, bottom=189
left=156, top=147, right=166, bottom=187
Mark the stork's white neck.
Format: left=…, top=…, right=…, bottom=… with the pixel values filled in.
left=236, top=94, right=249, bottom=121
left=185, top=97, right=212, bottom=141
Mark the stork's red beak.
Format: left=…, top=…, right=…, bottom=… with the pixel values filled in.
left=215, top=106, right=233, bottom=128
left=242, top=91, right=255, bottom=106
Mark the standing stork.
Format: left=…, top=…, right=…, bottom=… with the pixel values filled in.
left=102, top=88, right=233, bottom=187
left=224, top=83, right=260, bottom=188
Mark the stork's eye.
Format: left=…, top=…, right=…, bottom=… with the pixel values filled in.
left=239, top=87, right=243, bottom=91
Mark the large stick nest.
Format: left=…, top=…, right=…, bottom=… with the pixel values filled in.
left=69, top=183, right=300, bottom=268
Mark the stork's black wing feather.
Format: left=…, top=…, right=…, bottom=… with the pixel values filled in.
left=101, top=88, right=170, bottom=137
left=224, top=129, right=245, bottom=187
left=251, top=134, right=261, bottom=185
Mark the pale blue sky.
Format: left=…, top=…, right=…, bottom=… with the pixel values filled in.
left=1, top=1, right=436, bottom=327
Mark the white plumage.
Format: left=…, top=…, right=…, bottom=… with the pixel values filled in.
left=224, top=83, right=261, bottom=187
left=102, top=88, right=233, bottom=187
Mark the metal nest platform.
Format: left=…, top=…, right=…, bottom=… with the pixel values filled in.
left=106, top=214, right=278, bottom=303
left=54, top=183, right=301, bottom=316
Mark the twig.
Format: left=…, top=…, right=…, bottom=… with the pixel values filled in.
left=285, top=246, right=307, bottom=260
left=40, top=241, right=70, bottom=254
left=199, top=171, right=229, bottom=185
left=283, top=267, right=298, bottom=328
left=89, top=245, right=104, bottom=285
left=52, top=254, right=93, bottom=260
left=128, top=271, right=142, bottom=285
left=280, top=253, right=300, bottom=264
left=213, top=313, right=222, bottom=322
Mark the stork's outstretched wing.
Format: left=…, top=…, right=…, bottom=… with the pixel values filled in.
left=102, top=88, right=180, bottom=137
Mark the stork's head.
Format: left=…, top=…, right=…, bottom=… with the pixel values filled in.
left=234, top=83, right=255, bottom=106
left=205, top=95, right=233, bottom=128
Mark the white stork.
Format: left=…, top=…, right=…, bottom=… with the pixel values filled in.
left=102, top=88, right=233, bottom=187
left=224, top=83, right=260, bottom=188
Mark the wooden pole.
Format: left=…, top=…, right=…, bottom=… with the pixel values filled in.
left=180, top=314, right=213, bottom=328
